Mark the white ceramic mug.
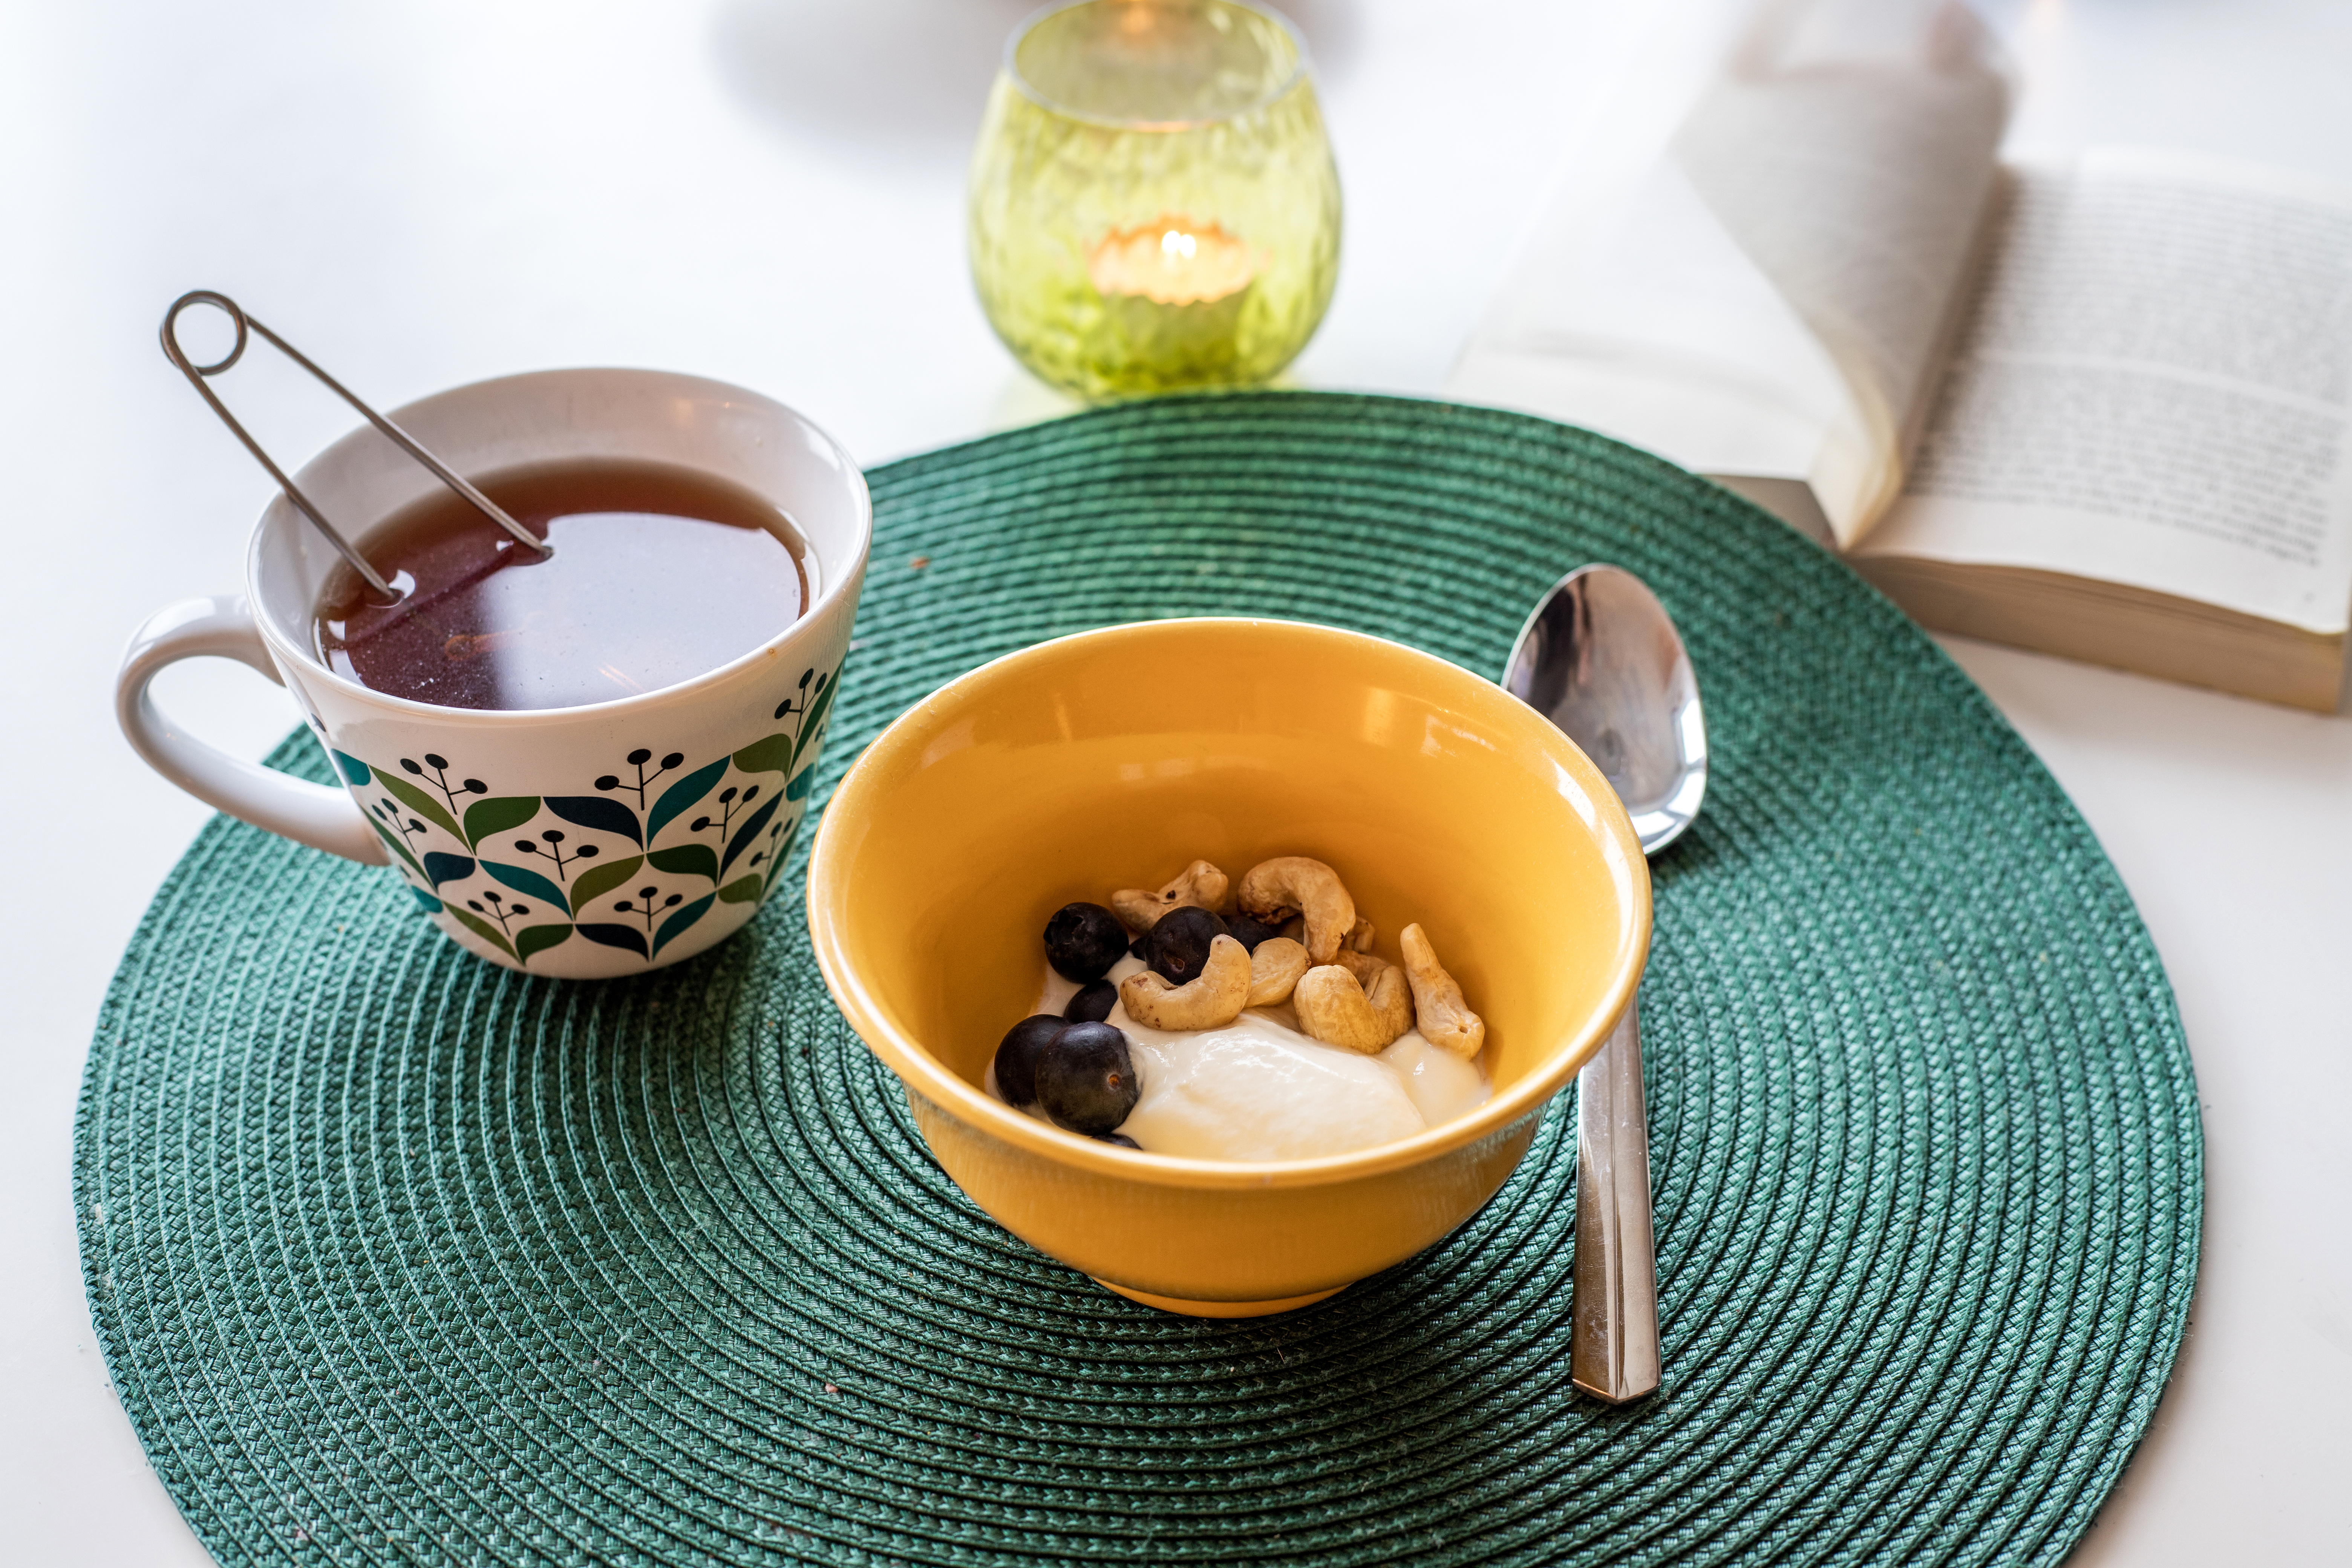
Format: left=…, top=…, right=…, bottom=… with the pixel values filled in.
left=117, top=368, right=871, bottom=977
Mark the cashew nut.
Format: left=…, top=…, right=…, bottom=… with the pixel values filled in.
left=1111, top=859, right=1229, bottom=934
left=1237, top=858, right=1357, bottom=965
left=1293, top=963, right=1413, bottom=1054
left=1120, top=934, right=1250, bottom=1030
left=1276, top=914, right=1306, bottom=943
left=1334, top=948, right=1388, bottom=988
left=1401, top=923, right=1486, bottom=1059
left=1246, top=937, right=1310, bottom=1005
left=1343, top=917, right=1376, bottom=953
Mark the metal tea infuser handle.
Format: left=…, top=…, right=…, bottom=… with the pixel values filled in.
left=159, top=289, right=550, bottom=599
left=115, top=291, right=554, bottom=866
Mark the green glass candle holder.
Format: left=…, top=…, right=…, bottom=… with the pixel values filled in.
left=968, top=0, right=1342, bottom=400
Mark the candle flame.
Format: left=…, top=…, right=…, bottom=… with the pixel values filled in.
left=1089, top=215, right=1257, bottom=305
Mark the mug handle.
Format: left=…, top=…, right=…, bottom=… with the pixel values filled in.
left=116, top=594, right=387, bottom=864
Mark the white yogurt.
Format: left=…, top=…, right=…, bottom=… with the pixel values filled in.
left=1004, top=955, right=1490, bottom=1161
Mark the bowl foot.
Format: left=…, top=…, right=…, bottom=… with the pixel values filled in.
left=1092, top=1279, right=1348, bottom=1317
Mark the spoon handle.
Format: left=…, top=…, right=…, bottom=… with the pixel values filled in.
left=1571, top=995, right=1660, bottom=1403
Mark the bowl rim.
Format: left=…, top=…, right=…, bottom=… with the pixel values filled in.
left=806, top=617, right=1651, bottom=1192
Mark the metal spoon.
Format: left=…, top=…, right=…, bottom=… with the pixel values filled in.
left=1503, top=564, right=1707, bottom=1404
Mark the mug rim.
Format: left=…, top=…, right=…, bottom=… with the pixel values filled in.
left=245, top=366, right=872, bottom=727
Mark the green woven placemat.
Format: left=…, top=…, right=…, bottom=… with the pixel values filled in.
left=79, top=392, right=2199, bottom=1566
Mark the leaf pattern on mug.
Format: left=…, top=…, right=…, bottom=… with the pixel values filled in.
left=722, top=794, right=784, bottom=878
left=515, top=924, right=574, bottom=964
left=421, top=852, right=476, bottom=890
left=544, top=795, right=643, bottom=847
left=791, top=677, right=837, bottom=770
left=648, top=844, right=720, bottom=884
left=647, top=758, right=729, bottom=844
left=482, top=860, right=569, bottom=911
left=729, top=732, right=790, bottom=777
left=329, top=650, right=838, bottom=971
left=651, top=894, right=716, bottom=960
left=370, top=820, right=429, bottom=881
left=567, top=855, right=646, bottom=919
left=730, top=663, right=842, bottom=779
left=462, top=795, right=541, bottom=851
left=373, top=770, right=464, bottom=843
left=576, top=924, right=649, bottom=959
left=445, top=904, right=519, bottom=962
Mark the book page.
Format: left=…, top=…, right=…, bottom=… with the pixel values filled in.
left=1858, top=151, right=2352, bottom=634
left=1673, top=0, right=2011, bottom=514
left=1448, top=0, right=2011, bottom=547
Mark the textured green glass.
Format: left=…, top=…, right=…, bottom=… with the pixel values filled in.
left=969, top=0, right=1341, bottom=399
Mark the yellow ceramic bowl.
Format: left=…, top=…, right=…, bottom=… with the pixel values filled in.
left=806, top=619, right=1650, bottom=1316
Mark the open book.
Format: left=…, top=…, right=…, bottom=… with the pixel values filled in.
left=1449, top=0, right=2352, bottom=711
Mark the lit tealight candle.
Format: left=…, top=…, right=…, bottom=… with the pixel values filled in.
left=1087, top=216, right=1258, bottom=305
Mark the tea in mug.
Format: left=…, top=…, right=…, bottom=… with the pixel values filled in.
left=315, top=458, right=808, bottom=711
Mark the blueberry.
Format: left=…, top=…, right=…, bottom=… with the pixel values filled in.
left=1144, top=905, right=1230, bottom=987
left=992, top=1014, right=1065, bottom=1105
left=1037, top=1021, right=1139, bottom=1135
left=1065, top=979, right=1117, bottom=1024
left=1043, top=902, right=1129, bottom=983
left=1224, top=913, right=1279, bottom=952
left=1130, top=932, right=1149, bottom=960
left=1096, top=1132, right=1141, bottom=1150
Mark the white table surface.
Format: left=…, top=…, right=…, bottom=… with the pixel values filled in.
left=6, top=1, right=2347, bottom=1561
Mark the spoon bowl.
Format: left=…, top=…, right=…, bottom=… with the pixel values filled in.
left=1504, top=566, right=1707, bottom=855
